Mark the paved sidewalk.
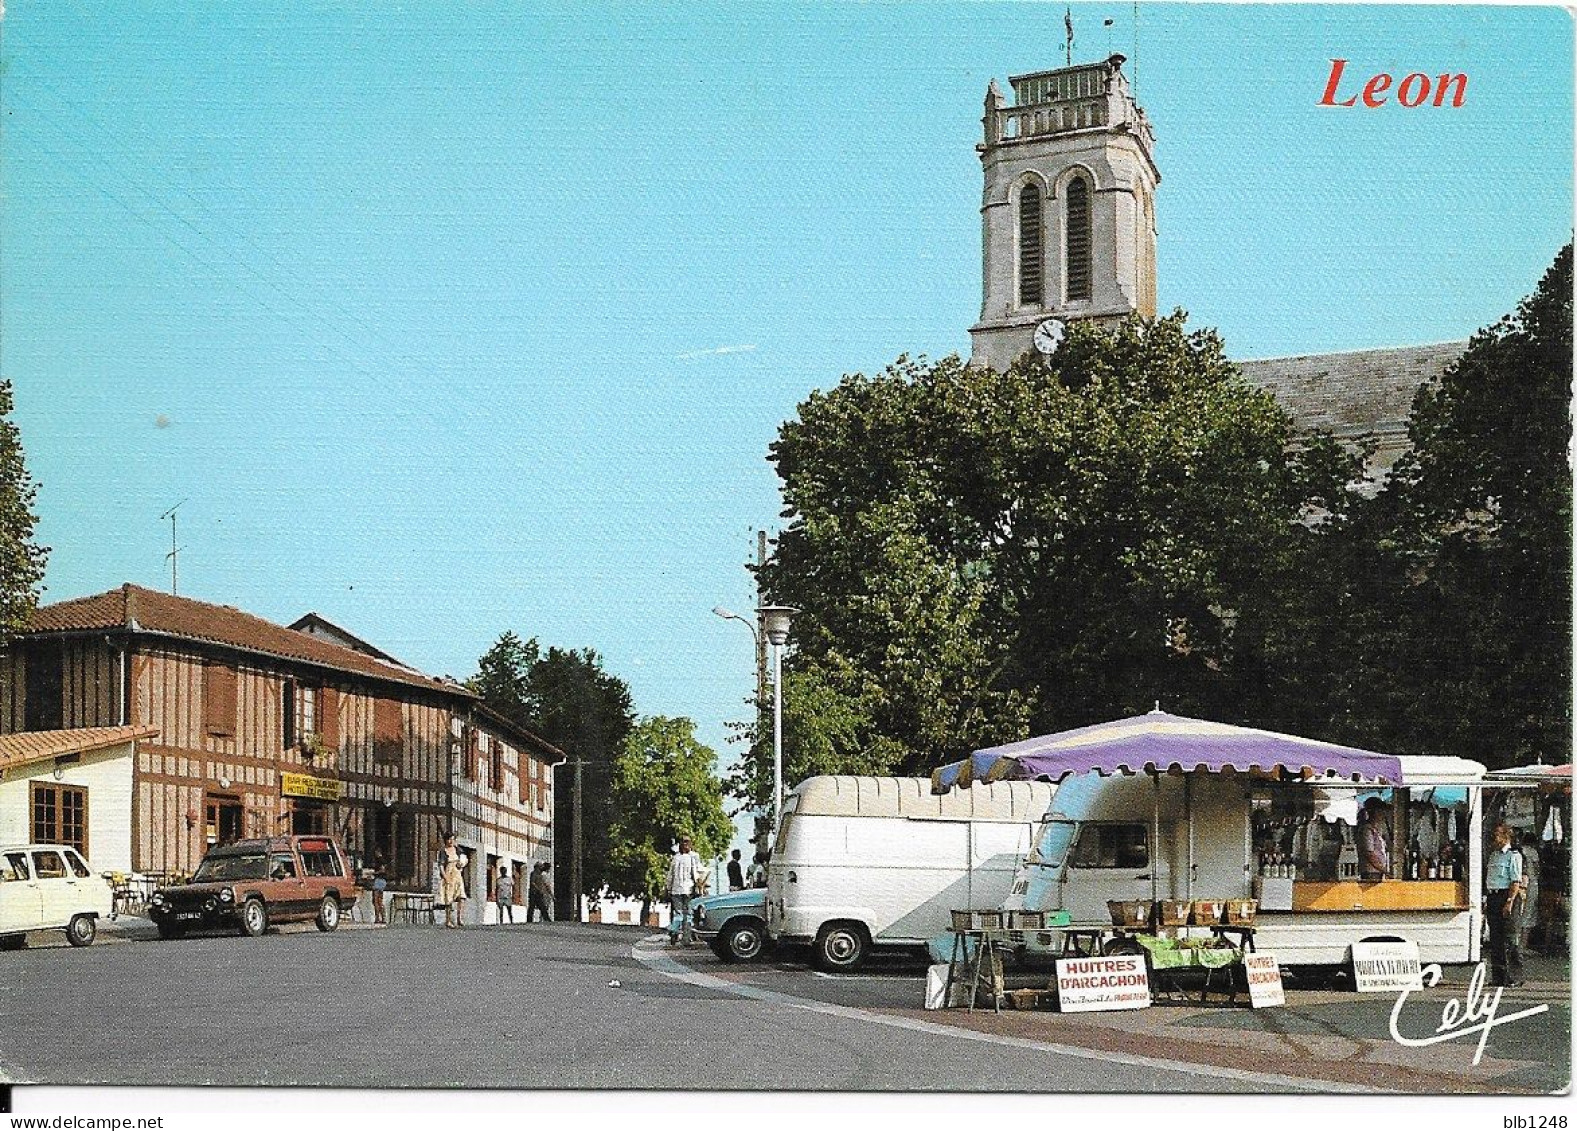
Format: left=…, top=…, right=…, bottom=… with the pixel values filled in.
left=657, top=942, right=1572, bottom=1095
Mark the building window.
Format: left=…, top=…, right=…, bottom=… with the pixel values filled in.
left=287, top=683, right=319, bottom=755
left=490, top=739, right=504, bottom=793
left=1065, top=175, right=1092, bottom=301
left=32, top=782, right=88, bottom=857
left=299, top=685, right=317, bottom=741
left=23, top=641, right=64, bottom=732
left=1018, top=182, right=1044, bottom=306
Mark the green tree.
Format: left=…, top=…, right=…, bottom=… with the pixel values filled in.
left=468, top=631, right=538, bottom=729
left=0, top=381, right=48, bottom=644
left=606, top=716, right=733, bottom=906
left=723, top=661, right=909, bottom=815
left=468, top=635, right=635, bottom=907
left=1374, top=245, right=1574, bottom=766
left=757, top=314, right=1363, bottom=778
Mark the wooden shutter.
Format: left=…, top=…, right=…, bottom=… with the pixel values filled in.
left=318, top=686, right=340, bottom=752
left=1065, top=176, right=1092, bottom=301
left=282, top=680, right=297, bottom=750
left=1019, top=182, right=1043, bottom=306
left=204, top=663, right=238, bottom=737
left=373, top=697, right=403, bottom=765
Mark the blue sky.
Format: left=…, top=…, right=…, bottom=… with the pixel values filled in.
left=3, top=3, right=1571, bottom=821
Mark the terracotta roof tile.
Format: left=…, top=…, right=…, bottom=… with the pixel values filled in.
left=27, top=584, right=463, bottom=696
left=0, top=725, right=158, bottom=771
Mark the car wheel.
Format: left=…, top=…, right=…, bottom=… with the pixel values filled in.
left=316, top=895, right=340, bottom=933
left=66, top=915, right=97, bottom=947
left=0, top=934, right=25, bottom=951
left=155, top=922, right=185, bottom=940
left=240, top=898, right=268, bottom=938
left=813, top=922, right=868, bottom=972
left=719, top=919, right=767, bottom=963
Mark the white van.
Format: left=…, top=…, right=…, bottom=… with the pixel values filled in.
left=0, top=844, right=114, bottom=949
left=765, top=776, right=1054, bottom=970
left=1004, top=756, right=1487, bottom=967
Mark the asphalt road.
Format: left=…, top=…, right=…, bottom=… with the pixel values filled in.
left=0, top=921, right=1281, bottom=1092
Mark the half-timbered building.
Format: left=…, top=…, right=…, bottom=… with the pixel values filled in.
left=0, top=584, right=562, bottom=923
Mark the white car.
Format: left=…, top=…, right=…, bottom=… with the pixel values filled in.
left=0, top=844, right=114, bottom=949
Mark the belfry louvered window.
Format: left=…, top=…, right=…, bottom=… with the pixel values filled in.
left=1018, top=183, right=1043, bottom=306
left=1065, top=176, right=1092, bottom=301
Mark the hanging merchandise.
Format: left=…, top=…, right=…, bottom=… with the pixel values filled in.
left=1542, top=806, right=1565, bottom=844
left=1416, top=806, right=1439, bottom=858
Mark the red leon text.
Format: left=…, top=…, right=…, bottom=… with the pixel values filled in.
left=1319, top=58, right=1468, bottom=108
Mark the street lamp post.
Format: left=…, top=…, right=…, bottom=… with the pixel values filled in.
left=757, top=606, right=794, bottom=831
left=713, top=603, right=796, bottom=835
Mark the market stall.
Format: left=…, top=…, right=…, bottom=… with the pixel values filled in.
left=931, top=710, right=1488, bottom=976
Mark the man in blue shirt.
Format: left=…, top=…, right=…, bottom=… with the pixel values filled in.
left=1486, top=823, right=1526, bottom=987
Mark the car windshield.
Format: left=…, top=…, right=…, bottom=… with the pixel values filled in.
left=192, top=852, right=269, bottom=881
left=1027, top=819, right=1077, bottom=875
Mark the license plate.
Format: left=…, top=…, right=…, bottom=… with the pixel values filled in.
left=176, top=912, right=201, bottom=920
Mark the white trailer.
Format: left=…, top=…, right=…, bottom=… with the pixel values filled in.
left=765, top=775, right=1054, bottom=971
left=1002, top=755, right=1487, bottom=967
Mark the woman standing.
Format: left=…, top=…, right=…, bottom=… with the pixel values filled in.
left=438, top=834, right=468, bottom=928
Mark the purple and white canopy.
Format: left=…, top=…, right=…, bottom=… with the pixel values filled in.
left=930, top=710, right=1403, bottom=794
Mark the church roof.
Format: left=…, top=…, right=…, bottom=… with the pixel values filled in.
left=1238, top=341, right=1467, bottom=440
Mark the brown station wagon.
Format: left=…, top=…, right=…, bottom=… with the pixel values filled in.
left=149, top=835, right=358, bottom=938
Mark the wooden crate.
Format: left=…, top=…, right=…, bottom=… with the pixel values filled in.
left=1191, top=899, right=1226, bottom=925
left=1224, top=898, right=1258, bottom=925
left=1108, top=899, right=1151, bottom=928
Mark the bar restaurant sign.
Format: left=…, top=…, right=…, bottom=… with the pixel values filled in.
left=281, top=772, right=343, bottom=802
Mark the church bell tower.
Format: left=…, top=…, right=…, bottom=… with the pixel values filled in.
left=969, top=54, right=1159, bottom=371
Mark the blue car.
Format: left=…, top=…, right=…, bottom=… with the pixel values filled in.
left=668, top=888, right=770, bottom=962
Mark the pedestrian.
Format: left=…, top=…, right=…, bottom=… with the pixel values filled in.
left=372, top=856, right=388, bottom=925
left=1358, top=797, right=1391, bottom=881
left=727, top=849, right=745, bottom=892
left=749, top=851, right=768, bottom=888
left=496, top=865, right=515, bottom=925
left=529, top=862, right=554, bottom=922
left=438, top=834, right=467, bottom=929
left=1486, top=823, right=1526, bottom=987
left=667, top=835, right=704, bottom=947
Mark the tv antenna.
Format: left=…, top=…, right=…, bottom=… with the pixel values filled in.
left=160, top=499, right=188, bottom=595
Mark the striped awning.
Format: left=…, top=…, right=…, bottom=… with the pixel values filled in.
left=931, top=710, right=1403, bottom=794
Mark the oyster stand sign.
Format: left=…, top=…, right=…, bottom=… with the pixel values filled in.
left=1352, top=940, right=1424, bottom=992
left=1055, top=955, right=1152, bottom=1012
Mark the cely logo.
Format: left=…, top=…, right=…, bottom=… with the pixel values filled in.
left=1389, top=962, right=1548, bottom=1066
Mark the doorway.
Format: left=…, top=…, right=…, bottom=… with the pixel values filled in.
left=205, top=795, right=243, bottom=847
left=290, top=801, right=329, bottom=836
